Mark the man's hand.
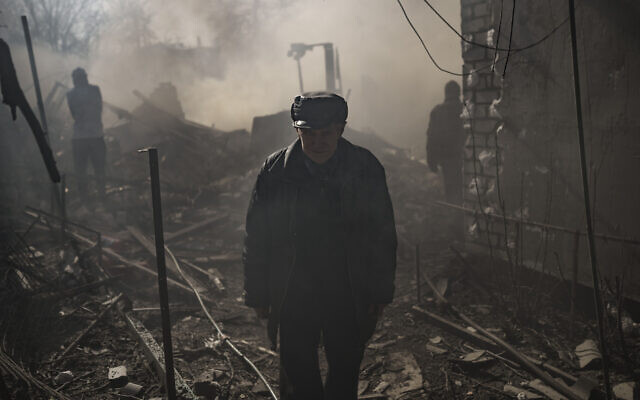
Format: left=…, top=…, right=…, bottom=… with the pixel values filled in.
left=368, top=304, right=386, bottom=318
left=253, top=306, right=269, bottom=319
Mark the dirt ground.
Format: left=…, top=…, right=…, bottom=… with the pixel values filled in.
left=2, top=152, right=639, bottom=400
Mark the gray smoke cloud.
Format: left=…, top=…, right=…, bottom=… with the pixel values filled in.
left=3, top=0, right=462, bottom=154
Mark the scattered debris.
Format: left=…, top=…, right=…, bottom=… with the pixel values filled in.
left=56, top=293, right=124, bottom=361
left=368, top=339, right=397, bottom=350
left=526, top=379, right=568, bottom=400
left=503, top=383, right=544, bottom=399
left=53, top=370, right=74, bottom=386
left=426, top=344, right=448, bottom=355
left=108, top=365, right=128, bottom=387
left=121, top=312, right=197, bottom=398
left=574, top=339, right=601, bottom=369
left=612, top=382, right=638, bottom=400
left=193, top=370, right=221, bottom=398
left=455, top=350, right=495, bottom=367
left=380, top=352, right=423, bottom=398
left=119, top=382, right=143, bottom=396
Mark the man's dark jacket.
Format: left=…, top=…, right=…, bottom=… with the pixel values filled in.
left=243, top=137, right=397, bottom=346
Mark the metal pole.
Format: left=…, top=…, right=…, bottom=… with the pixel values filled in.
left=20, top=16, right=48, bottom=137
left=21, top=16, right=62, bottom=216
left=141, top=147, right=177, bottom=400
left=415, top=244, right=421, bottom=303
left=567, top=1, right=611, bottom=398
left=323, top=43, right=335, bottom=92
left=60, top=174, right=66, bottom=235
left=570, top=230, right=580, bottom=340
left=295, top=58, right=304, bottom=94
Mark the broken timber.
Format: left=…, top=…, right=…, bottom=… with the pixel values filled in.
left=127, top=226, right=219, bottom=298
left=0, top=349, right=71, bottom=400
left=181, top=259, right=225, bottom=293
left=164, top=215, right=227, bottom=243
left=416, top=270, right=587, bottom=400
left=128, top=225, right=179, bottom=275
left=68, top=229, right=215, bottom=302
left=411, top=305, right=578, bottom=384
left=56, top=293, right=124, bottom=361
left=24, top=208, right=216, bottom=302
left=40, top=275, right=122, bottom=299
left=121, top=312, right=197, bottom=399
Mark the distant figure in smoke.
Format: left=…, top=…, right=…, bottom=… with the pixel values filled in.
left=66, top=67, right=105, bottom=199
left=427, top=80, right=466, bottom=241
left=243, top=92, right=397, bottom=399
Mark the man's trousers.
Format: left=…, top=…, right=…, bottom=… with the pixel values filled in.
left=72, top=137, right=105, bottom=199
left=279, top=289, right=365, bottom=400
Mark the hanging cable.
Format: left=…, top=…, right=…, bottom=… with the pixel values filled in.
left=422, top=0, right=568, bottom=52
left=502, top=0, right=516, bottom=76
left=397, top=0, right=489, bottom=76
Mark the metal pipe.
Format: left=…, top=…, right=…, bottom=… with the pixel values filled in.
left=567, top=1, right=611, bottom=397
left=21, top=16, right=63, bottom=218
left=20, top=16, right=48, bottom=137
left=141, top=147, right=177, bottom=400
left=415, top=244, right=421, bottom=303
left=60, top=174, right=66, bottom=235
left=323, top=43, right=335, bottom=91
left=295, top=58, right=304, bottom=94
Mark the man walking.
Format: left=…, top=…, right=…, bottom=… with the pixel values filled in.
left=243, top=92, right=397, bottom=399
left=427, top=80, right=466, bottom=240
left=66, top=67, right=105, bottom=200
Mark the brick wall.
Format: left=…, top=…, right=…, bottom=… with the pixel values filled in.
left=459, top=0, right=640, bottom=298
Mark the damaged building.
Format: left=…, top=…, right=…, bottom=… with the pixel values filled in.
left=1, top=0, right=639, bottom=399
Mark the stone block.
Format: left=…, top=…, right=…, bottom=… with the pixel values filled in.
left=474, top=104, right=489, bottom=118
left=472, top=119, right=498, bottom=134
left=463, top=46, right=488, bottom=62
left=461, top=5, right=473, bottom=19
left=461, top=17, right=490, bottom=34
left=108, top=366, right=128, bottom=388
left=473, top=3, right=491, bottom=17
left=461, top=0, right=488, bottom=6
left=475, top=89, right=500, bottom=104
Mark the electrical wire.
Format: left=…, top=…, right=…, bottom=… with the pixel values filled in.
left=421, top=0, right=569, bottom=53
left=164, top=246, right=279, bottom=400
left=397, top=0, right=483, bottom=77
left=502, top=0, right=516, bottom=76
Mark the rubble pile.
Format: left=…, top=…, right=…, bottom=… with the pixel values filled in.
left=2, top=89, right=639, bottom=399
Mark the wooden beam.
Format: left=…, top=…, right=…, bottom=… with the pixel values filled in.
left=121, top=312, right=197, bottom=399
left=164, top=215, right=227, bottom=243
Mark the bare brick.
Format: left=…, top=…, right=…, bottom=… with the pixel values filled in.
left=461, top=17, right=490, bottom=34
left=463, top=46, right=488, bottom=62
left=461, top=6, right=473, bottom=20
left=473, top=3, right=491, bottom=17
left=472, top=119, right=498, bottom=134
left=475, top=90, right=500, bottom=104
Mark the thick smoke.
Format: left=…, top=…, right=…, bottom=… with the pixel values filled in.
left=3, top=0, right=461, bottom=153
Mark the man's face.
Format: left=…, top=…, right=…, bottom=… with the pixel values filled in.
left=296, top=123, right=344, bottom=164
